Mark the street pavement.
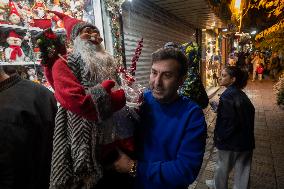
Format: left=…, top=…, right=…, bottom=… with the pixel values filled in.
left=189, top=79, right=284, bottom=189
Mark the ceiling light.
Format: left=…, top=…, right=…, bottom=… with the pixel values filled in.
left=222, top=28, right=228, bottom=32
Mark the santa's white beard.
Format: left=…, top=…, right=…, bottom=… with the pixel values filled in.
left=73, top=36, right=117, bottom=83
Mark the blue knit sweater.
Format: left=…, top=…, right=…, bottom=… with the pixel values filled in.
left=135, top=91, right=207, bottom=189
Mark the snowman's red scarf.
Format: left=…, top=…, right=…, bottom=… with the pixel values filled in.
left=9, top=45, right=23, bottom=60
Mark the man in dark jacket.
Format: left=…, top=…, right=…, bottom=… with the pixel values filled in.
left=0, top=66, right=57, bottom=189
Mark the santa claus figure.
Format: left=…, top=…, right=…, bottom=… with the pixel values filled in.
left=36, top=11, right=137, bottom=189
left=8, top=0, right=21, bottom=25
left=5, top=30, right=25, bottom=62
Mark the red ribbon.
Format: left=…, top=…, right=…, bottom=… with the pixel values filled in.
left=9, top=45, right=23, bottom=60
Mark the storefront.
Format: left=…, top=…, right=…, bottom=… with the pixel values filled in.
left=0, top=0, right=104, bottom=87
left=0, top=0, right=231, bottom=91
left=201, top=29, right=222, bottom=89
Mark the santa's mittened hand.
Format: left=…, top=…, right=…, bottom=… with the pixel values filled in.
left=111, top=89, right=126, bottom=112
left=101, top=80, right=115, bottom=93
left=101, top=80, right=125, bottom=111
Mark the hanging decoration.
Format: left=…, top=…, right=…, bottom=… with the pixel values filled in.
left=104, top=0, right=126, bottom=65
left=117, top=37, right=144, bottom=108
left=117, top=38, right=143, bottom=83
left=129, top=38, right=143, bottom=76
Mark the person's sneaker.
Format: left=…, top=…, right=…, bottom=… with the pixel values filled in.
left=205, top=179, right=214, bottom=189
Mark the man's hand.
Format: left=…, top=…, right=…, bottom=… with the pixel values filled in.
left=113, top=150, right=134, bottom=173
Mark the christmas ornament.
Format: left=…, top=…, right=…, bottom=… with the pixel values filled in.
left=35, top=28, right=67, bottom=67
left=117, top=38, right=144, bottom=108
left=4, top=30, right=26, bottom=62
left=8, top=0, right=21, bottom=25
left=130, top=38, right=143, bottom=76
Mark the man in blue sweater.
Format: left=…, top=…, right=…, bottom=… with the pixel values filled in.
left=113, top=46, right=207, bottom=189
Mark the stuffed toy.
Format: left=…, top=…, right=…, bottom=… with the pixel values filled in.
left=8, top=0, right=21, bottom=25
left=5, top=30, right=25, bottom=62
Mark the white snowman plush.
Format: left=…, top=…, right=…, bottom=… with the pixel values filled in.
left=5, top=30, right=25, bottom=62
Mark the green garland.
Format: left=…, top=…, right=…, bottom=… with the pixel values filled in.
left=104, top=0, right=126, bottom=65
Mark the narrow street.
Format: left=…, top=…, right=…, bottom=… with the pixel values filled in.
left=190, top=79, right=284, bottom=189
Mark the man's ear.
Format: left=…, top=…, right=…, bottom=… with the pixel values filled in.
left=232, top=77, right=236, bottom=83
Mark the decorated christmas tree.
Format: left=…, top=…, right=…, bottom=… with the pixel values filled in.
left=179, top=41, right=209, bottom=109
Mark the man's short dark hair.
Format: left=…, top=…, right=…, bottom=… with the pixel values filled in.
left=152, top=47, right=188, bottom=77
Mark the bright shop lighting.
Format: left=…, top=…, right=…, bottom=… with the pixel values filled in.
left=222, top=28, right=228, bottom=32
left=251, top=30, right=257, bottom=35
left=234, top=0, right=241, bottom=9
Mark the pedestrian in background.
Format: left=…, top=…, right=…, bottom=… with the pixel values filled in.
left=206, top=66, right=255, bottom=189
left=256, top=63, right=264, bottom=81
left=269, top=52, right=280, bottom=81
left=251, top=53, right=263, bottom=81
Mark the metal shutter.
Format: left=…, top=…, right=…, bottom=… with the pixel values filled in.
left=122, top=0, right=195, bottom=87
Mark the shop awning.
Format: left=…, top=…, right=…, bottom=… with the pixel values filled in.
left=149, top=0, right=230, bottom=29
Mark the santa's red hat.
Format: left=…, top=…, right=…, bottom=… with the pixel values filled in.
left=9, top=0, right=20, bottom=17
left=7, top=30, right=22, bottom=39
left=49, top=11, right=99, bottom=41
